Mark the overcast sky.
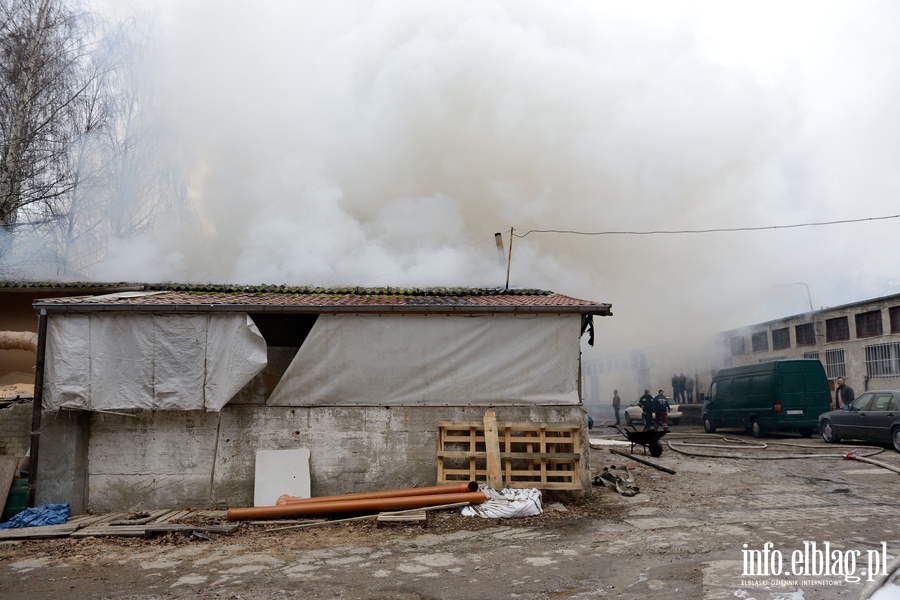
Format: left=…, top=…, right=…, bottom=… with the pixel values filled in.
left=93, top=0, right=900, bottom=355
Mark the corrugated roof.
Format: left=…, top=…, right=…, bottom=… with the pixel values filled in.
left=30, top=284, right=612, bottom=316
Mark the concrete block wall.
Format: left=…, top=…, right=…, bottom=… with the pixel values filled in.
left=39, top=405, right=592, bottom=513
left=35, top=409, right=90, bottom=514
left=0, top=402, right=31, bottom=458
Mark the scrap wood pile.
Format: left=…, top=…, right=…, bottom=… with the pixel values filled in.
left=0, top=509, right=237, bottom=541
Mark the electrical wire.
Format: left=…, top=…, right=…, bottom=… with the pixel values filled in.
left=514, top=214, right=900, bottom=238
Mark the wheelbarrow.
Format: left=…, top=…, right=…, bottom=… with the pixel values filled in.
left=613, top=425, right=667, bottom=458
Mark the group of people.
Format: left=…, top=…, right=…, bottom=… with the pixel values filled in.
left=671, top=372, right=694, bottom=404
left=609, top=388, right=670, bottom=431
left=601, top=374, right=858, bottom=431
left=638, top=389, right=671, bottom=431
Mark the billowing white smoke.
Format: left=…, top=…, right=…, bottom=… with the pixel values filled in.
left=88, top=0, right=900, bottom=348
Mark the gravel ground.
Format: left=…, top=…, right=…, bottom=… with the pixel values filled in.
left=1, top=424, right=898, bottom=599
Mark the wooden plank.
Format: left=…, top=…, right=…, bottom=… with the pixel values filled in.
left=110, top=509, right=173, bottom=526
left=67, top=514, right=111, bottom=527
left=468, top=425, right=478, bottom=482
left=73, top=523, right=239, bottom=538
left=0, top=523, right=80, bottom=540
left=157, top=510, right=192, bottom=523
left=483, top=411, right=502, bottom=489
left=439, top=421, right=581, bottom=430
left=72, top=526, right=147, bottom=538
left=0, top=456, right=20, bottom=516
left=144, top=524, right=238, bottom=534
left=92, top=512, right=129, bottom=525
left=245, top=518, right=324, bottom=526
left=377, top=510, right=426, bottom=522
left=437, top=451, right=581, bottom=460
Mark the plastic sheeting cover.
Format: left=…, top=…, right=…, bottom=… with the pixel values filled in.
left=0, top=503, right=70, bottom=529
left=266, top=313, right=581, bottom=406
left=43, top=313, right=267, bottom=412
left=460, top=486, right=543, bottom=518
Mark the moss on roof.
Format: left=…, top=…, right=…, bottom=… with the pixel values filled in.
left=1, top=281, right=553, bottom=296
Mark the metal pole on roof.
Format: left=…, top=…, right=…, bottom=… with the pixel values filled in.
left=774, top=282, right=814, bottom=313
left=505, top=227, right=514, bottom=290
left=27, top=308, right=48, bottom=508
left=791, top=282, right=814, bottom=312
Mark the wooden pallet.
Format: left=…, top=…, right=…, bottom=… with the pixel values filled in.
left=437, top=421, right=582, bottom=491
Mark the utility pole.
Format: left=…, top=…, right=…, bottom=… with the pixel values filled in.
left=505, top=227, right=514, bottom=290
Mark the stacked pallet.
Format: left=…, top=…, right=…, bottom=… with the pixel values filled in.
left=437, top=419, right=582, bottom=491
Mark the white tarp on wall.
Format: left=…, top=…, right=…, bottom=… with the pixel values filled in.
left=43, top=313, right=267, bottom=412
left=267, top=313, right=581, bottom=406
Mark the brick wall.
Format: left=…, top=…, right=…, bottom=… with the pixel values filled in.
left=0, top=401, right=31, bottom=457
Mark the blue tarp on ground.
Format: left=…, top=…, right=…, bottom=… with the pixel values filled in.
left=0, top=503, right=70, bottom=529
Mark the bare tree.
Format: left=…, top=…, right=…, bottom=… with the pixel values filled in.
left=0, top=1, right=186, bottom=278
left=0, top=0, right=96, bottom=229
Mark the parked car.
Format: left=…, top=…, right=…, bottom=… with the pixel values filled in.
left=624, top=397, right=681, bottom=426
left=819, top=390, right=900, bottom=452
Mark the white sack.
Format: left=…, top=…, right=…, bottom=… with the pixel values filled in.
left=460, top=486, right=543, bottom=518
left=267, top=313, right=580, bottom=406
left=43, top=313, right=267, bottom=412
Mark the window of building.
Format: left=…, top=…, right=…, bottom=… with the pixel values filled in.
left=772, top=328, right=790, bottom=351
left=630, top=352, right=648, bottom=370
left=824, top=348, right=846, bottom=379
left=864, top=342, right=900, bottom=378
left=751, top=331, right=768, bottom=353
left=803, top=351, right=820, bottom=361
left=795, top=323, right=816, bottom=346
left=730, top=336, right=745, bottom=356
left=855, top=310, right=883, bottom=338
left=889, top=306, right=900, bottom=333
left=825, top=316, right=850, bottom=342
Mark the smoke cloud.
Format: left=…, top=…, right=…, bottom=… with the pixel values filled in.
left=85, top=0, right=900, bottom=353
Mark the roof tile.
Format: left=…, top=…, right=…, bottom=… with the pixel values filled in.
left=28, top=284, right=611, bottom=315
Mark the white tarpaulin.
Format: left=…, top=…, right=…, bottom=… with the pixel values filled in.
left=267, top=313, right=580, bottom=406
left=43, top=313, right=268, bottom=412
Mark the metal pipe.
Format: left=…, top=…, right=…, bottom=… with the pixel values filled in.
left=227, top=491, right=488, bottom=521
left=609, top=448, right=676, bottom=475
left=27, top=309, right=48, bottom=508
left=276, top=481, right=478, bottom=506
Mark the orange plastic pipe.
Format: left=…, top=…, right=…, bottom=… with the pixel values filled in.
left=275, top=481, right=478, bottom=506
left=226, top=491, right=487, bottom=521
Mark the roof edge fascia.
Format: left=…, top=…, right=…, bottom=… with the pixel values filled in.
left=33, top=303, right=612, bottom=316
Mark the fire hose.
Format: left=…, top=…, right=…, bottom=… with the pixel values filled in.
left=843, top=452, right=900, bottom=475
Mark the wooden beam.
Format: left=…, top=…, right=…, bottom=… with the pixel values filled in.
left=483, top=411, right=502, bottom=489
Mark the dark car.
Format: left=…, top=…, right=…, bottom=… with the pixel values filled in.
left=819, top=390, right=900, bottom=452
